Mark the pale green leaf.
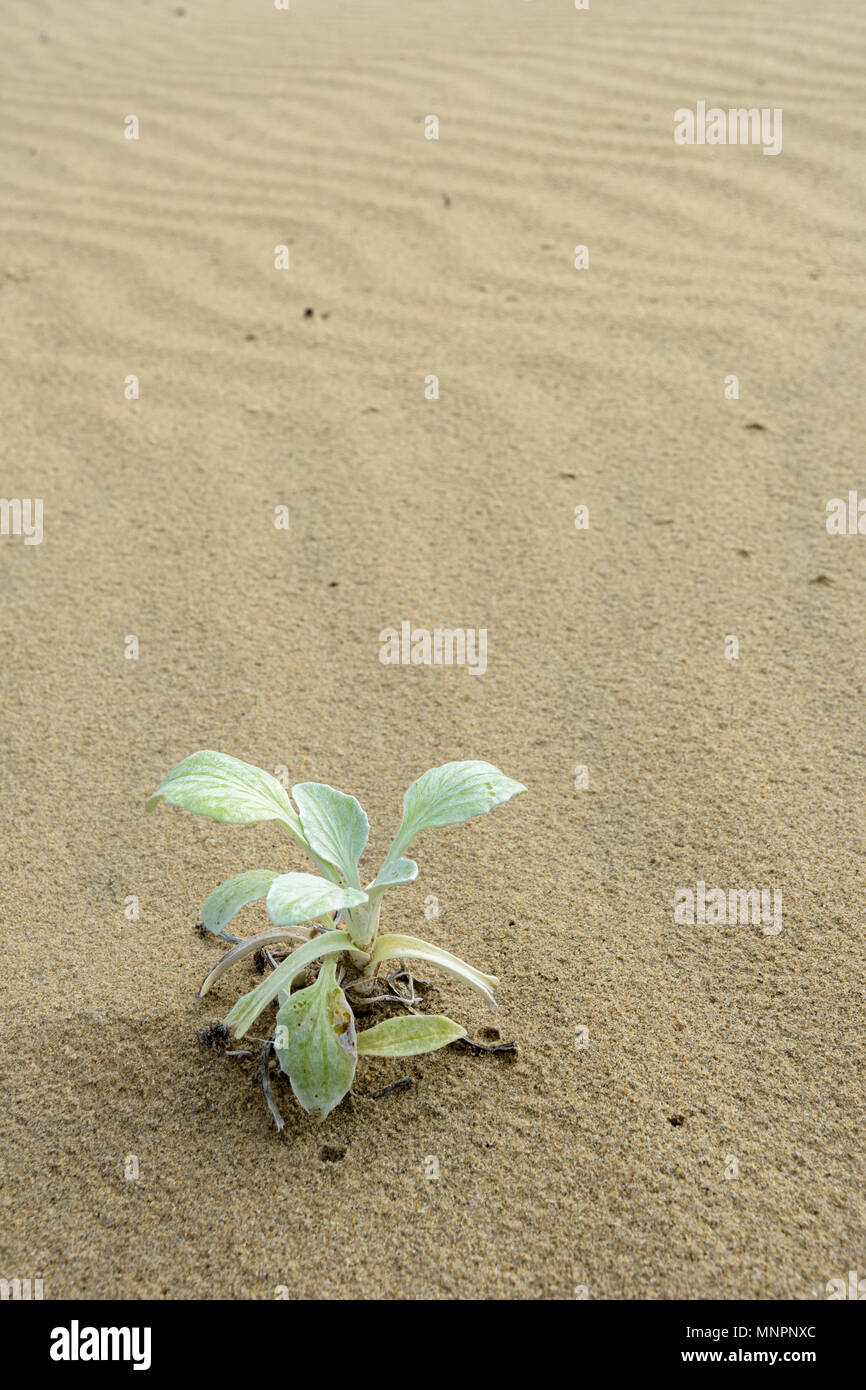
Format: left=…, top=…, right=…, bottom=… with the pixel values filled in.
left=366, top=858, right=418, bottom=899
left=356, top=1013, right=466, bottom=1057
left=371, top=932, right=499, bottom=1007
left=223, top=930, right=354, bottom=1038
left=274, top=957, right=357, bottom=1119
left=200, top=926, right=316, bottom=997
left=266, top=872, right=367, bottom=927
left=386, top=761, right=525, bottom=862
left=146, top=751, right=302, bottom=834
left=201, top=870, right=280, bottom=937
left=292, top=782, right=369, bottom=888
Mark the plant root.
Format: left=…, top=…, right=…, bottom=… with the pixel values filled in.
left=354, top=1076, right=414, bottom=1101
left=346, top=964, right=431, bottom=1014
left=456, top=1037, right=518, bottom=1059
left=254, top=1039, right=286, bottom=1132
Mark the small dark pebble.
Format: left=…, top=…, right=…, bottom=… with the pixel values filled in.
left=809, top=574, right=834, bottom=585
left=745, top=422, right=766, bottom=431
left=668, top=1114, right=686, bottom=1127
left=303, top=307, right=314, bottom=318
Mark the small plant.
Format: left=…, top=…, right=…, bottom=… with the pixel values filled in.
left=147, top=752, right=525, bottom=1120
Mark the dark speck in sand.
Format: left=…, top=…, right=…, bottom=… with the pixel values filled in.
left=745, top=422, right=767, bottom=431
left=303, top=307, right=314, bottom=318
left=320, top=1145, right=346, bottom=1163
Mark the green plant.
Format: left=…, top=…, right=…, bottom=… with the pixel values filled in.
left=147, top=752, right=525, bottom=1120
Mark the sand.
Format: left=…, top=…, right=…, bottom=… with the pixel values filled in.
left=0, top=0, right=864, bottom=1300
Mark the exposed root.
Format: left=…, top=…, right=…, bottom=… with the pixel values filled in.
left=254, top=1039, right=286, bottom=1132
left=353, top=1076, right=414, bottom=1101
left=370, top=1076, right=413, bottom=1099
left=345, top=963, right=431, bottom=1014
left=456, top=1037, right=518, bottom=1058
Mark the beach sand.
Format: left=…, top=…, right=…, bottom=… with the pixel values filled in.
left=0, top=0, right=864, bottom=1299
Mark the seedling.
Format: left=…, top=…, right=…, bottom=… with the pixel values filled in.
left=147, top=752, right=525, bottom=1120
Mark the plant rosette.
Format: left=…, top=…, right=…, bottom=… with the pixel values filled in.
left=147, top=753, right=525, bottom=1120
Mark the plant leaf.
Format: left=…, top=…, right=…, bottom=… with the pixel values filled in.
left=274, top=957, right=357, bottom=1119
left=201, top=870, right=280, bottom=937
left=146, top=751, right=303, bottom=835
left=356, top=1014, right=466, bottom=1057
left=200, top=926, right=315, bottom=997
left=266, top=872, right=367, bottom=927
left=366, top=858, right=418, bottom=898
left=291, top=782, right=369, bottom=887
left=371, top=932, right=499, bottom=1008
left=223, top=931, right=354, bottom=1038
left=386, top=761, right=525, bottom=862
